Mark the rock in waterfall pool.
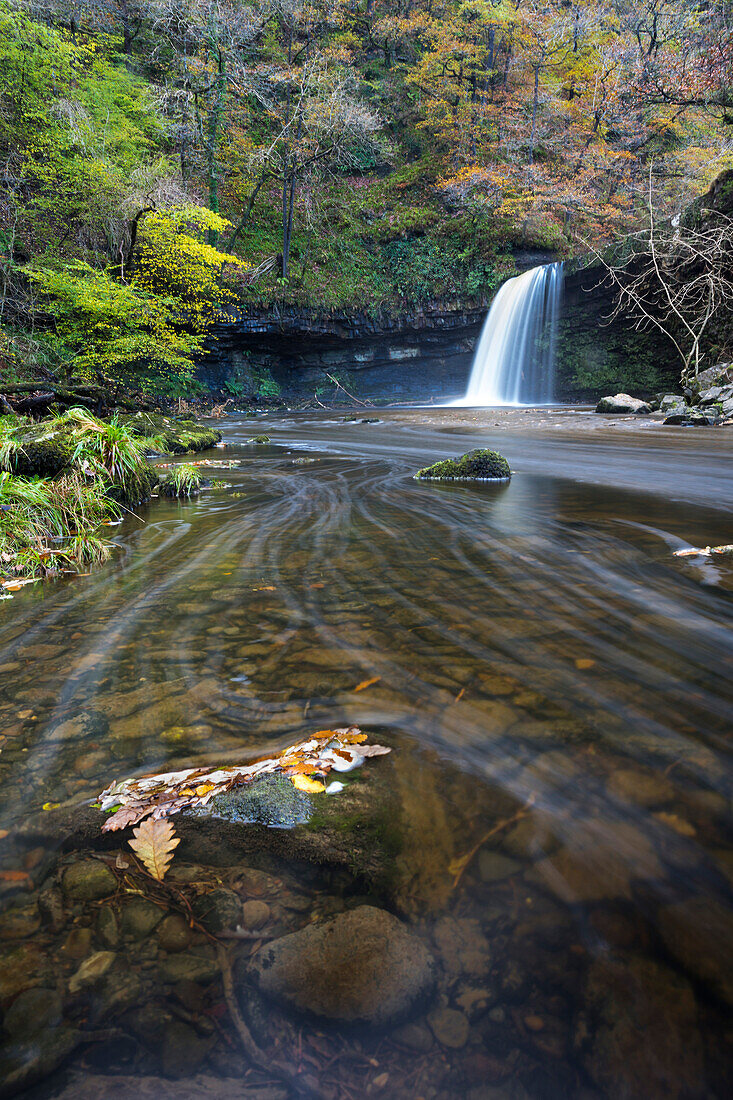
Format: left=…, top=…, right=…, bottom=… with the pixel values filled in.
left=0, top=408, right=731, bottom=1100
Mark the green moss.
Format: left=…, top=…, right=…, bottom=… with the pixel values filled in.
left=245, top=435, right=270, bottom=444
left=2, top=421, right=77, bottom=477
left=121, top=413, right=221, bottom=454
left=415, top=449, right=511, bottom=481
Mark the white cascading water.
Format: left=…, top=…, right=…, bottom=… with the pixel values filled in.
left=452, top=262, right=564, bottom=406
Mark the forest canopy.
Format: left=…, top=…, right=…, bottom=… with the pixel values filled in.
left=1, top=0, right=731, bottom=392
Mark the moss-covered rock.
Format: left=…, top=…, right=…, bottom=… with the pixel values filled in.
left=415, top=448, right=511, bottom=481
left=3, top=422, right=77, bottom=477
left=120, top=412, right=221, bottom=454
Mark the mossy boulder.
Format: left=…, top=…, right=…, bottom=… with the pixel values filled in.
left=415, top=449, right=511, bottom=481
left=120, top=412, right=221, bottom=454
left=3, top=422, right=77, bottom=477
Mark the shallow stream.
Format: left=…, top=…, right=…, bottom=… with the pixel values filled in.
left=1, top=409, right=731, bottom=1099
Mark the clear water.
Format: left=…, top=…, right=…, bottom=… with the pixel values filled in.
left=0, top=409, right=731, bottom=1099
left=453, top=264, right=564, bottom=407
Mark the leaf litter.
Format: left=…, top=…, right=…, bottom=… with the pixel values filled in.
left=98, top=726, right=390, bottom=832
left=128, top=817, right=180, bottom=880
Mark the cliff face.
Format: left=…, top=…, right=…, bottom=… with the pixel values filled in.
left=200, top=304, right=486, bottom=404
left=200, top=266, right=679, bottom=405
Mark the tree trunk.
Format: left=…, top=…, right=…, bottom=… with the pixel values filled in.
left=529, top=65, right=539, bottom=163
left=207, top=52, right=226, bottom=246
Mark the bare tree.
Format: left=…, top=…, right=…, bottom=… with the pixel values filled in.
left=598, top=170, right=733, bottom=383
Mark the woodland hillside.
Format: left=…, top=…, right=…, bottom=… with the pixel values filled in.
left=1, top=0, right=731, bottom=396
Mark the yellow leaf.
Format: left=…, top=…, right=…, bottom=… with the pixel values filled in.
left=291, top=775, right=325, bottom=793
left=575, top=659, right=595, bottom=670
left=128, top=817, right=180, bottom=881
left=42, top=802, right=60, bottom=811
left=354, top=677, right=381, bottom=692
left=195, top=782, right=216, bottom=797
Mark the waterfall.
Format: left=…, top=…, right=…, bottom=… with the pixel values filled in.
left=453, top=262, right=564, bottom=406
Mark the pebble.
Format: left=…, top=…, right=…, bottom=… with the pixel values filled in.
left=393, top=1022, right=434, bottom=1052
left=68, top=950, right=116, bottom=993
left=0, top=901, right=41, bottom=939
left=3, top=987, right=62, bottom=1037
left=96, top=907, right=119, bottom=948
left=428, top=1006, right=471, bottom=1049
left=478, top=851, right=522, bottom=883
left=524, top=1014, right=545, bottom=1031
left=120, top=898, right=165, bottom=939
left=62, top=860, right=117, bottom=902
left=61, top=927, right=93, bottom=959
left=241, top=899, right=270, bottom=929
left=191, top=888, right=242, bottom=933
left=157, top=914, right=192, bottom=953
left=159, top=951, right=220, bottom=984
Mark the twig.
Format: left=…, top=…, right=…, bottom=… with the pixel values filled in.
left=449, top=793, right=536, bottom=889
left=324, top=373, right=373, bottom=407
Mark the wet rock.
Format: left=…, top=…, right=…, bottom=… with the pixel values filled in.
left=658, top=897, right=733, bottom=1006
left=250, top=905, right=435, bottom=1026
left=159, top=950, right=220, bottom=984
left=61, top=927, right=93, bottom=959
left=478, top=851, right=522, bottom=883
left=0, top=901, right=40, bottom=940
left=415, top=449, right=511, bottom=481
left=3, top=987, right=62, bottom=1038
left=120, top=898, right=165, bottom=940
left=595, top=394, right=652, bottom=414
left=62, top=859, right=117, bottom=902
left=161, top=1020, right=215, bottom=1079
left=581, top=955, right=703, bottom=1099
left=0, top=943, right=47, bottom=1003
left=433, top=916, right=491, bottom=978
left=241, top=899, right=270, bottom=930
left=393, top=1022, right=434, bottom=1052
left=607, top=767, right=675, bottom=807
left=659, top=394, right=687, bottom=415
left=68, top=950, right=116, bottom=993
left=0, top=1027, right=80, bottom=1097
left=97, top=906, right=119, bottom=948
left=157, top=914, right=191, bottom=953
left=428, top=1006, right=470, bottom=1049
left=37, top=887, right=66, bottom=932
left=47, top=711, right=109, bottom=743
left=529, top=821, right=662, bottom=902
left=191, top=888, right=242, bottom=934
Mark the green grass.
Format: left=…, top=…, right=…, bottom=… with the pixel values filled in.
left=0, top=469, right=118, bottom=580
left=159, top=463, right=202, bottom=498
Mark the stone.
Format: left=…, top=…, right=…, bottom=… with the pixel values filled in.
left=0, top=944, right=47, bottom=1003
left=161, top=1021, right=215, bottom=1079
left=157, top=914, right=191, bottom=953
left=393, top=1022, right=434, bottom=1052
left=61, top=927, right=94, bottom=959
left=62, top=859, right=117, bottom=902
left=37, top=887, right=66, bottom=932
left=159, top=950, right=220, bottom=984
left=251, top=905, right=435, bottom=1026
left=529, top=821, right=662, bottom=902
left=433, top=916, right=491, bottom=977
left=428, top=1006, right=470, bottom=1049
left=478, top=851, right=522, bottom=883
left=241, top=899, right=270, bottom=930
left=3, top=987, right=63, bottom=1038
left=191, top=888, right=242, bottom=933
left=120, top=898, right=165, bottom=939
left=582, top=955, right=703, bottom=1099
left=68, top=950, right=116, bottom=993
left=97, top=907, right=119, bottom=948
left=415, top=449, right=511, bottom=481
left=657, top=897, right=733, bottom=1005
left=0, top=1027, right=80, bottom=1097
left=47, top=711, right=109, bottom=743
left=0, top=901, right=40, bottom=939
left=607, top=767, right=675, bottom=807
left=659, top=394, right=687, bottom=414
left=595, top=394, right=652, bottom=414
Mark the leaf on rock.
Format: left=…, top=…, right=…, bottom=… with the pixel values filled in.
left=291, top=774, right=326, bottom=793
left=128, top=817, right=180, bottom=881
left=99, top=726, right=391, bottom=833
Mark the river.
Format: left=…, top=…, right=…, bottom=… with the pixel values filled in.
left=1, top=408, right=731, bottom=1099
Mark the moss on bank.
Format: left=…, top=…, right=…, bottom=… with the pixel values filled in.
left=415, top=449, right=511, bottom=481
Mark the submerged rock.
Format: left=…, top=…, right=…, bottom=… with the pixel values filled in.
left=657, top=897, right=733, bottom=1006
left=250, top=905, right=435, bottom=1025
left=595, top=394, right=652, bottom=414
left=415, top=449, right=511, bottom=481
left=62, top=859, right=117, bottom=902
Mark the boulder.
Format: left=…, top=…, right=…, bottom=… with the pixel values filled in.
left=686, top=362, right=733, bottom=399
left=658, top=897, right=733, bottom=1006
left=595, top=394, right=651, bottom=414
left=415, top=449, right=511, bottom=481
left=658, top=394, right=687, bottom=414
left=250, top=905, right=435, bottom=1026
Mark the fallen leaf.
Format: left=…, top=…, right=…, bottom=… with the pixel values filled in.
left=42, top=802, right=60, bottom=811
left=0, top=870, right=32, bottom=885
left=354, top=676, right=381, bottom=692
left=195, top=782, right=216, bottom=797
left=0, top=829, right=9, bottom=840
left=291, top=774, right=326, bottom=793
left=574, top=659, right=595, bottom=670
left=129, top=817, right=180, bottom=881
